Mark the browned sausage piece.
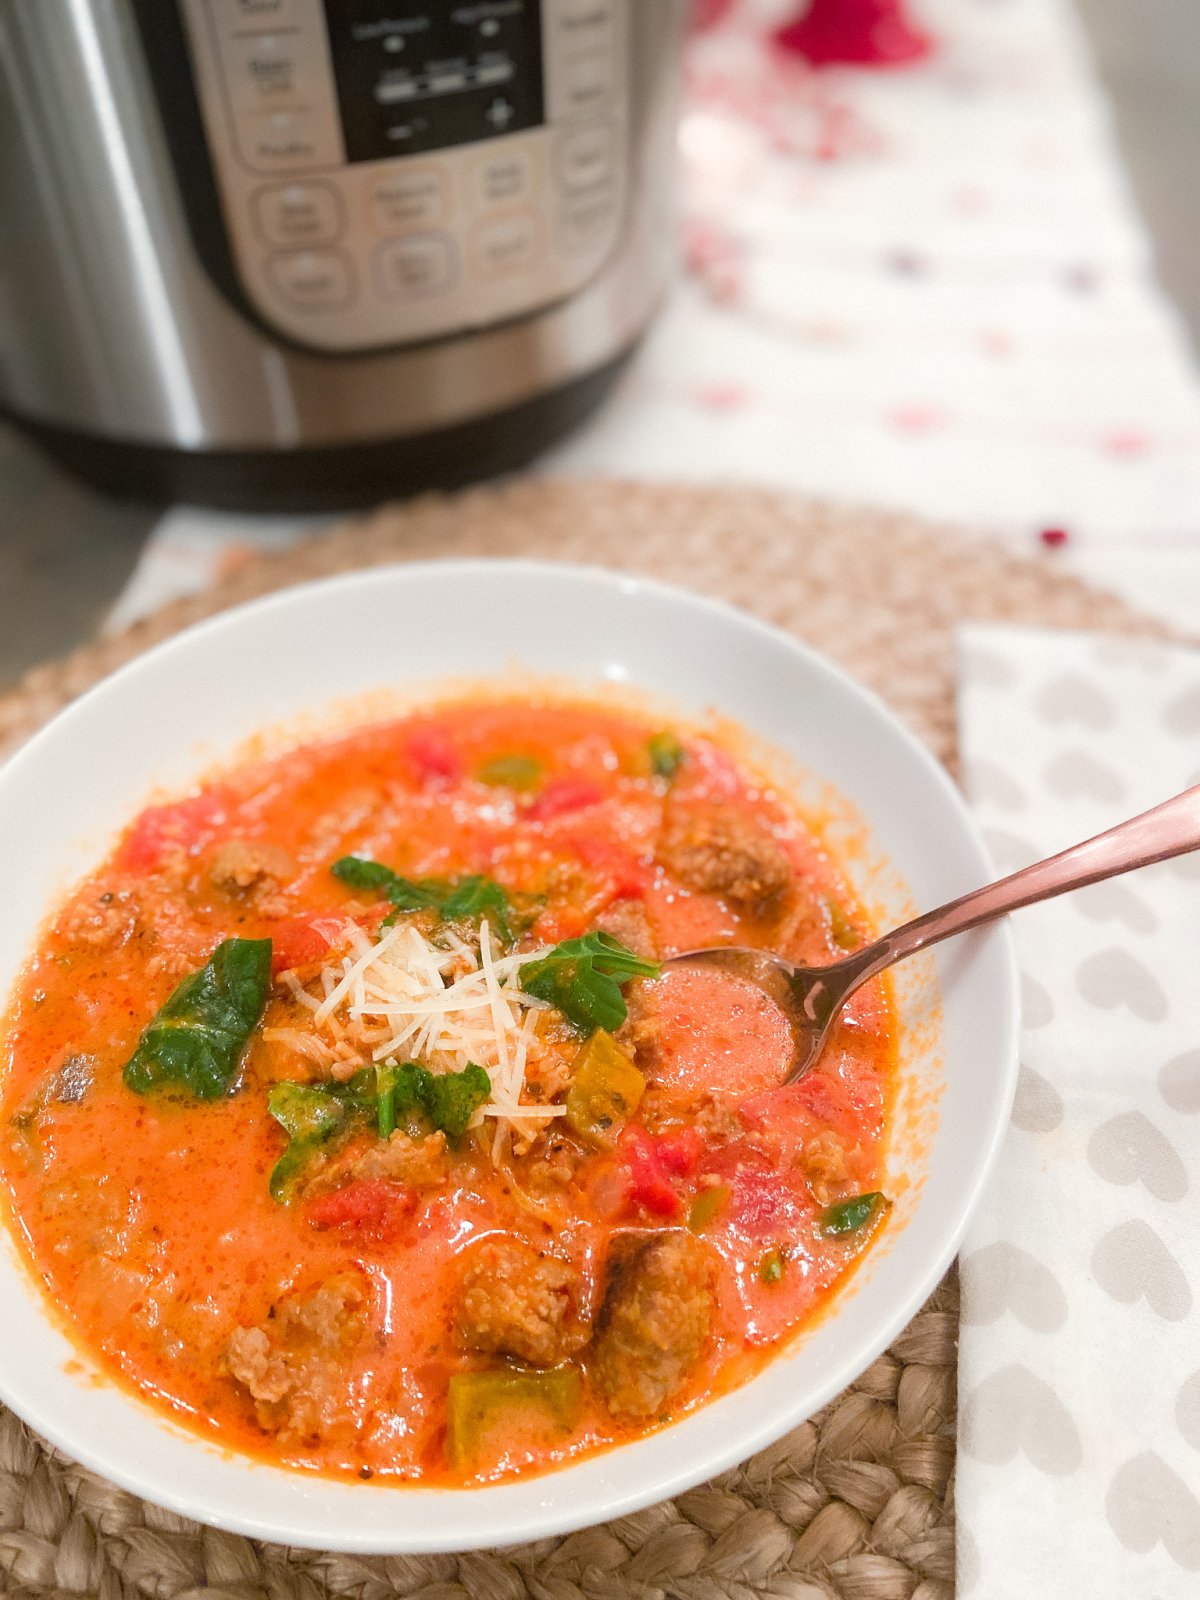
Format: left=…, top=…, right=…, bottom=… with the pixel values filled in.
left=657, top=804, right=791, bottom=910
left=592, top=1230, right=715, bottom=1418
left=452, top=1236, right=589, bottom=1367
left=226, top=1272, right=367, bottom=1443
left=209, top=839, right=295, bottom=899
left=594, top=899, right=659, bottom=962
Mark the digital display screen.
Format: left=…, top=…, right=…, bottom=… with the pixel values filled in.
left=322, top=1, right=545, bottom=162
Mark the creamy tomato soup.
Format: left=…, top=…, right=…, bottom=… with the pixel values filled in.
left=0, top=699, right=895, bottom=1485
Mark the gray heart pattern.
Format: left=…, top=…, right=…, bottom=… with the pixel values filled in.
left=961, top=644, right=1017, bottom=689
left=1177, top=1371, right=1200, bottom=1453
left=1163, top=685, right=1200, bottom=737
left=1075, top=947, right=1168, bottom=1022
left=1091, top=638, right=1170, bottom=674
left=1106, top=1453, right=1200, bottom=1570
left=1092, top=1221, right=1192, bottom=1322
left=1020, top=971, right=1054, bottom=1029
left=1043, top=748, right=1125, bottom=804
left=1167, top=848, right=1200, bottom=880
left=1087, top=1111, right=1188, bottom=1203
left=1159, top=1050, right=1200, bottom=1114
left=965, top=756, right=1027, bottom=811
left=961, top=1365, right=1082, bottom=1475
left=1073, top=880, right=1158, bottom=935
left=983, top=826, right=1039, bottom=875
left=960, top=1243, right=1068, bottom=1332
left=1035, top=673, right=1116, bottom=730
left=1012, top=1061, right=1064, bottom=1134
left=958, top=628, right=1200, bottom=1586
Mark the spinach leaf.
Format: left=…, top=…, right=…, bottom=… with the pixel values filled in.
left=123, top=937, right=271, bottom=1100
left=331, top=857, right=520, bottom=945
left=267, top=1081, right=350, bottom=1202
left=390, top=1059, right=491, bottom=1139
left=331, top=856, right=444, bottom=912
left=520, top=931, right=660, bottom=1034
left=267, top=1060, right=491, bottom=1202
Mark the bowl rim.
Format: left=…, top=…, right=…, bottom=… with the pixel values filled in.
left=0, top=557, right=1019, bottom=1552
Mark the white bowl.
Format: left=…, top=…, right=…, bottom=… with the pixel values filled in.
left=0, top=560, right=1018, bottom=1554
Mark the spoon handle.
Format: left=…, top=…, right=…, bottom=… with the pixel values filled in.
left=853, top=782, right=1200, bottom=981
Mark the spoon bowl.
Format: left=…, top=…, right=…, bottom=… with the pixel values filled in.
left=667, top=781, right=1200, bottom=1083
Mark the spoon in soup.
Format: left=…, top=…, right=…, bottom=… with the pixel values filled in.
left=664, top=782, right=1200, bottom=1084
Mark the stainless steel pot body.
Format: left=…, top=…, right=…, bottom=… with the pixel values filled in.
left=0, top=1, right=682, bottom=503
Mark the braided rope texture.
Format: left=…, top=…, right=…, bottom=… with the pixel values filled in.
left=0, top=482, right=1170, bottom=1600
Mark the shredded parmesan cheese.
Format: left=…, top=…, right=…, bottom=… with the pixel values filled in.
left=291, top=918, right=567, bottom=1139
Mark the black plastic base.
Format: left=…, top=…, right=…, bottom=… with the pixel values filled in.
left=3, top=347, right=633, bottom=513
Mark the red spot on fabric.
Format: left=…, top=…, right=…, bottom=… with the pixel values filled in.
left=1039, top=527, right=1070, bottom=549
left=889, top=403, right=943, bottom=435
left=1103, top=429, right=1151, bottom=458
left=773, top=0, right=933, bottom=68
left=694, top=382, right=752, bottom=412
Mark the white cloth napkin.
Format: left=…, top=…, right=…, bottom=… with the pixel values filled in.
left=955, top=623, right=1200, bottom=1595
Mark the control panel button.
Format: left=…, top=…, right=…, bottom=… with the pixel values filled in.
left=556, top=121, right=615, bottom=191
left=472, top=211, right=541, bottom=279
left=267, top=249, right=355, bottom=310
left=559, top=184, right=619, bottom=255
left=471, top=147, right=537, bottom=212
left=369, top=167, right=449, bottom=234
left=253, top=182, right=342, bottom=246
left=557, top=50, right=614, bottom=119
left=238, top=107, right=341, bottom=171
left=225, top=31, right=317, bottom=108
left=551, top=0, right=616, bottom=55
left=209, top=0, right=304, bottom=28
left=375, top=234, right=457, bottom=299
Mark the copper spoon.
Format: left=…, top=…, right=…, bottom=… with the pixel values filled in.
left=664, top=783, right=1200, bottom=1083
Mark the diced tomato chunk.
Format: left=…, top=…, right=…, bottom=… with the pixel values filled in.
left=739, top=1070, right=860, bottom=1143
left=564, top=834, right=651, bottom=901
left=702, top=1140, right=807, bottom=1238
left=118, top=791, right=229, bottom=873
left=654, top=1126, right=704, bottom=1178
left=305, top=1179, right=415, bottom=1238
left=527, top=777, right=605, bottom=822
left=406, top=728, right=463, bottom=784
left=614, top=1125, right=683, bottom=1217
left=269, top=915, right=347, bottom=974
left=532, top=906, right=590, bottom=945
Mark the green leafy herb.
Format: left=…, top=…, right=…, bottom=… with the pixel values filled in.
left=122, top=937, right=271, bottom=1101
left=331, top=857, right=520, bottom=945
left=388, top=1060, right=491, bottom=1139
left=267, top=1081, right=350, bottom=1202
left=520, top=930, right=660, bottom=1034
left=647, top=731, right=686, bottom=780
left=438, top=875, right=516, bottom=944
left=821, top=1192, right=889, bottom=1237
left=331, top=856, right=443, bottom=912
left=376, top=1063, right=397, bottom=1140
left=477, top=754, right=542, bottom=791
left=758, top=1246, right=786, bottom=1285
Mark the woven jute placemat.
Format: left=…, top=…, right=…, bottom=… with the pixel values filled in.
left=0, top=481, right=1175, bottom=1600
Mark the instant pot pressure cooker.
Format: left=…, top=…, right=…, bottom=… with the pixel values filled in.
left=0, top=1, right=684, bottom=509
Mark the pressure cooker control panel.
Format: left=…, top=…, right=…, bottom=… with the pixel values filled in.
left=179, top=0, right=630, bottom=352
